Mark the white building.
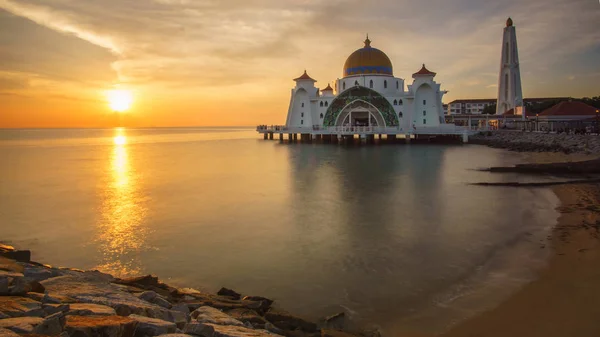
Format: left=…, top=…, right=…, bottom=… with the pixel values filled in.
left=285, top=37, right=447, bottom=131
left=496, top=17, right=523, bottom=115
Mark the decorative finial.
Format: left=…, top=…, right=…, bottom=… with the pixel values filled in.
left=506, top=17, right=513, bottom=27
left=364, top=34, right=371, bottom=47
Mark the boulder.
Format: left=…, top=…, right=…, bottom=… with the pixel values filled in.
left=114, top=275, right=159, bottom=289
left=170, top=304, right=189, bottom=315
left=0, top=250, right=31, bottom=263
left=138, top=292, right=158, bottom=303
left=0, top=296, right=43, bottom=317
left=128, top=314, right=177, bottom=337
left=321, top=330, right=360, bottom=337
left=225, top=309, right=266, bottom=325
left=322, top=313, right=345, bottom=330
left=182, top=322, right=214, bottom=336
left=241, top=297, right=273, bottom=312
left=21, top=265, right=63, bottom=283
left=0, top=316, right=44, bottom=334
left=0, top=327, right=20, bottom=337
left=41, top=275, right=173, bottom=321
left=216, top=288, right=241, bottom=301
left=264, top=309, right=316, bottom=333
left=67, top=303, right=116, bottom=316
left=157, top=335, right=194, bottom=337
left=42, top=304, right=70, bottom=316
left=191, top=307, right=243, bottom=327
left=0, top=277, right=8, bottom=295
left=33, top=312, right=66, bottom=336
left=65, top=315, right=137, bottom=337
left=152, top=296, right=172, bottom=310
left=205, top=323, right=282, bottom=337
left=0, top=271, right=29, bottom=295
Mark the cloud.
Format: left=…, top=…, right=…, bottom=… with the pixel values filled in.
left=0, top=0, right=599, bottom=113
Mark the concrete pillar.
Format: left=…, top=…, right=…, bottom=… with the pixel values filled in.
left=279, top=133, right=283, bottom=141
left=293, top=133, right=298, bottom=141
left=387, top=134, right=397, bottom=143
left=462, top=132, right=469, bottom=143
left=263, top=133, right=268, bottom=140
left=268, top=132, right=273, bottom=140
left=405, top=134, right=411, bottom=144
left=378, top=134, right=382, bottom=140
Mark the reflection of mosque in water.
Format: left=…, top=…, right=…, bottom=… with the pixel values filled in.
left=95, top=128, right=149, bottom=277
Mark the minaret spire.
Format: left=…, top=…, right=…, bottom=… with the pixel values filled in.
left=364, top=34, right=371, bottom=47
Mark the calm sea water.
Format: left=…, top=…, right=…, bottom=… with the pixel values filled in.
left=0, top=127, right=558, bottom=334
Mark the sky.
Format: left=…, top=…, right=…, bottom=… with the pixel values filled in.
left=0, top=0, right=599, bottom=128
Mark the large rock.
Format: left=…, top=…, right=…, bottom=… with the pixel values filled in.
left=67, top=303, right=116, bottom=316
left=225, top=309, right=266, bottom=326
left=183, top=294, right=263, bottom=313
left=41, top=275, right=176, bottom=322
left=264, top=309, right=316, bottom=333
left=216, top=289, right=241, bottom=301
left=191, top=307, right=243, bottom=327
left=0, top=317, right=44, bottom=334
left=206, top=323, right=282, bottom=337
left=0, top=296, right=43, bottom=317
left=129, top=314, right=176, bottom=337
left=321, top=330, right=360, bottom=337
left=42, top=304, right=70, bottom=316
left=241, top=297, right=273, bottom=313
left=0, top=271, right=30, bottom=295
left=65, top=315, right=137, bottom=337
left=0, top=327, right=20, bottom=337
left=33, top=312, right=66, bottom=336
left=0, top=248, right=31, bottom=263
left=157, top=335, right=194, bottom=337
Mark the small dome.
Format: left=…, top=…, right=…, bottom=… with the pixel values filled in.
left=343, top=36, right=393, bottom=77
left=506, top=17, right=513, bottom=27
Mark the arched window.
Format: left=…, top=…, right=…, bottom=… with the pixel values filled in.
left=355, top=80, right=359, bottom=86
left=301, top=103, right=304, bottom=107
left=320, top=113, right=323, bottom=119
left=384, top=80, right=387, bottom=89
left=393, top=99, right=397, bottom=105
left=301, top=112, right=304, bottom=117
left=423, top=110, right=426, bottom=116
left=398, top=112, right=403, bottom=118
left=396, top=81, right=399, bottom=89
left=423, top=99, right=426, bottom=105
left=343, top=82, right=346, bottom=90
left=320, top=101, right=323, bottom=107
left=369, top=80, right=373, bottom=89
left=398, top=99, right=403, bottom=105
left=325, top=101, right=328, bottom=107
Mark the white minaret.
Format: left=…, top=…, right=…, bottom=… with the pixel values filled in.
left=496, top=17, right=523, bottom=115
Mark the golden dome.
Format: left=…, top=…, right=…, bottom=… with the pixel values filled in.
left=343, top=36, right=393, bottom=77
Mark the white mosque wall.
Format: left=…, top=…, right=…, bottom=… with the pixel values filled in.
left=413, top=82, right=442, bottom=127
left=287, top=88, right=312, bottom=128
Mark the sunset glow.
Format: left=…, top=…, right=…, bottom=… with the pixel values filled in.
left=107, top=90, right=133, bottom=113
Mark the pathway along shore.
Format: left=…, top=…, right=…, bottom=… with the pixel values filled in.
left=0, top=246, right=371, bottom=337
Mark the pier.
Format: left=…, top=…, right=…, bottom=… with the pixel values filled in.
left=256, top=125, right=481, bottom=144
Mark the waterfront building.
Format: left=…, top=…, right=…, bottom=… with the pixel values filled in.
left=446, top=97, right=569, bottom=115
left=284, top=36, right=447, bottom=131
left=496, top=17, right=523, bottom=115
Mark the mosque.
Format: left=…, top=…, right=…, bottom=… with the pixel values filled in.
left=284, top=36, right=447, bottom=131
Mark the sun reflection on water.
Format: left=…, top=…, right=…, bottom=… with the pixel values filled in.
left=95, top=129, right=149, bottom=277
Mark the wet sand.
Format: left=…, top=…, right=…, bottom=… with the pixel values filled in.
left=441, top=183, right=600, bottom=337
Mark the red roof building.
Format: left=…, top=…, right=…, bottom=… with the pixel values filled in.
left=293, top=70, right=316, bottom=82
left=539, top=101, right=598, bottom=116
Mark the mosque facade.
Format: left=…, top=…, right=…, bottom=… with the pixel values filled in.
left=285, top=36, right=447, bottom=131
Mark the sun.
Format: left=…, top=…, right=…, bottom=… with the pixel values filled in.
left=107, top=89, right=133, bottom=112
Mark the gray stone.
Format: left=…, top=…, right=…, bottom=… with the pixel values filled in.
left=0, top=316, right=44, bottom=334
left=138, top=291, right=158, bottom=302
left=152, top=296, right=172, bottom=309
left=0, top=296, right=43, bottom=317
left=0, top=327, right=20, bottom=337
left=168, top=310, right=188, bottom=326
left=68, top=303, right=117, bottom=316
left=191, top=307, right=243, bottom=327
left=264, top=308, right=317, bottom=332
left=171, top=304, right=189, bottom=315
left=157, top=334, right=194, bottom=337
left=205, top=323, right=282, bottom=336
left=65, top=315, right=138, bottom=337
left=129, top=314, right=177, bottom=337
left=225, top=309, right=266, bottom=325
left=182, top=322, right=214, bottom=336
left=0, top=277, right=8, bottom=295
left=33, top=311, right=66, bottom=336
left=41, top=275, right=173, bottom=321
left=43, top=303, right=71, bottom=316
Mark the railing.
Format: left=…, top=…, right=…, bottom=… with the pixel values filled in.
left=256, top=124, right=479, bottom=135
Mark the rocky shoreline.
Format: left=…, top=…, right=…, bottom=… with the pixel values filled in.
left=0, top=245, right=371, bottom=337
left=470, top=131, right=600, bottom=154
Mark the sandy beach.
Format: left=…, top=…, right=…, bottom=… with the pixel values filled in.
left=441, top=182, right=600, bottom=337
